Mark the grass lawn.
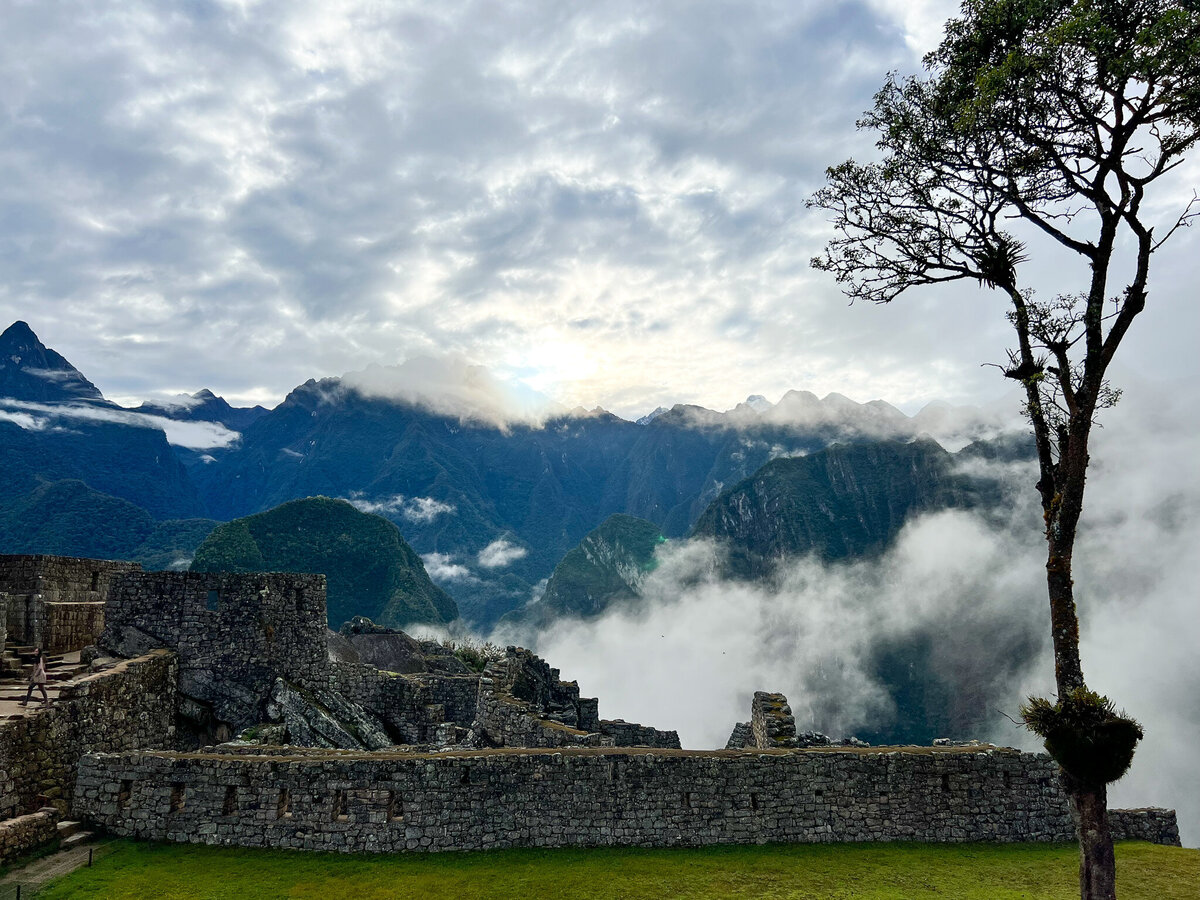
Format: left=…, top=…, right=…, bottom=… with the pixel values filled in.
left=30, top=840, right=1199, bottom=900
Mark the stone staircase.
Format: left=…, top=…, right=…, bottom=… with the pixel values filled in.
left=55, top=819, right=96, bottom=849
left=0, top=643, right=88, bottom=712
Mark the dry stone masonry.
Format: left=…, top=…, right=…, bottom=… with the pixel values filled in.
left=101, top=571, right=329, bottom=744
left=73, top=745, right=1180, bottom=853
left=0, top=554, right=141, bottom=653
left=0, top=651, right=176, bottom=818
left=0, top=554, right=1182, bottom=860
left=0, top=807, right=59, bottom=866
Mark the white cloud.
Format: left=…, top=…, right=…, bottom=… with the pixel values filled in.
left=498, top=382, right=1200, bottom=845
left=403, top=496, right=456, bottom=523
left=0, top=409, right=49, bottom=431
left=342, top=357, right=557, bottom=427
left=477, top=538, right=528, bottom=569
left=346, top=492, right=455, bottom=522
left=0, top=398, right=239, bottom=449
left=421, top=552, right=475, bottom=582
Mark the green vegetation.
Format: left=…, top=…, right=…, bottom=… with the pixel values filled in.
left=440, top=637, right=503, bottom=672
left=531, top=513, right=665, bottom=622
left=33, top=841, right=1199, bottom=900
left=690, top=439, right=991, bottom=579
left=191, top=496, right=458, bottom=629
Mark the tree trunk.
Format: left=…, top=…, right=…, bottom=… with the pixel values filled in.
left=1045, top=529, right=1119, bottom=898
left=1066, top=775, right=1117, bottom=900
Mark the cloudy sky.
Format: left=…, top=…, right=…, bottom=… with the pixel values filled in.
left=1, top=0, right=1197, bottom=419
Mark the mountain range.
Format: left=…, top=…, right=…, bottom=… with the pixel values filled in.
left=0, top=320, right=1017, bottom=627
left=0, top=319, right=1039, bottom=742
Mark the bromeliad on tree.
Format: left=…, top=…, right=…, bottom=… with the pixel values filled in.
left=808, top=2, right=1200, bottom=898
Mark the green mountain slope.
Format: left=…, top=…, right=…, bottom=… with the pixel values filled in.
left=533, top=514, right=665, bottom=621
left=689, top=439, right=992, bottom=578
left=190, top=496, right=458, bottom=628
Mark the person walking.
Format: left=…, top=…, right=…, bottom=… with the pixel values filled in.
left=20, top=647, right=49, bottom=707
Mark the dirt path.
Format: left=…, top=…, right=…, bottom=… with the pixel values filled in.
left=0, top=839, right=117, bottom=898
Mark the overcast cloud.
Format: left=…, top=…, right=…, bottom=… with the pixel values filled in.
left=4, top=0, right=1194, bottom=418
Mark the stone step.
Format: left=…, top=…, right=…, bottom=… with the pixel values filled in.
left=56, top=819, right=83, bottom=839
left=61, top=830, right=95, bottom=849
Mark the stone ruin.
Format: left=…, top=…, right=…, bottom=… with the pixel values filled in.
left=0, top=553, right=1183, bottom=863
left=725, top=691, right=869, bottom=751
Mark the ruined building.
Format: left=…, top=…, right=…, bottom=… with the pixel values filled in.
left=0, top=553, right=1182, bottom=863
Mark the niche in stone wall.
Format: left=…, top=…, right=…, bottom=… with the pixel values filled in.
left=170, top=783, right=186, bottom=813
left=277, top=788, right=292, bottom=820
left=206, top=590, right=220, bottom=613
left=90, top=571, right=99, bottom=591
left=223, top=786, right=238, bottom=816
left=118, top=780, right=132, bottom=810
left=332, top=790, right=348, bottom=823
left=387, top=791, right=403, bottom=823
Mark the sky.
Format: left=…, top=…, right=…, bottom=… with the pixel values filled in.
left=2, top=0, right=1196, bottom=419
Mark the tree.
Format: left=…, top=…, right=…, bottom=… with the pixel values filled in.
left=807, top=2, right=1200, bottom=897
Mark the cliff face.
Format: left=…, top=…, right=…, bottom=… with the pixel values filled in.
left=689, top=439, right=992, bottom=579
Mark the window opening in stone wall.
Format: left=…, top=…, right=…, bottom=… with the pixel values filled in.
left=118, top=780, right=132, bottom=810
left=750, top=793, right=759, bottom=811
left=277, top=788, right=292, bottom=819
left=387, top=791, right=403, bottom=823
left=941, top=774, right=952, bottom=793
left=684, top=792, right=693, bottom=808
left=170, top=783, right=186, bottom=813
left=223, top=786, right=238, bottom=816
left=460, top=769, right=470, bottom=785
left=1003, top=771, right=1012, bottom=790
left=89, top=571, right=99, bottom=591
left=814, top=789, right=824, bottom=798
left=332, top=790, right=348, bottom=822
left=206, top=590, right=220, bottom=612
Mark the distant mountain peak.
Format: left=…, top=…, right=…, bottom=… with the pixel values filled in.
left=135, top=387, right=269, bottom=431
left=636, top=406, right=669, bottom=425
left=744, top=394, right=773, bottom=412
left=0, top=320, right=105, bottom=403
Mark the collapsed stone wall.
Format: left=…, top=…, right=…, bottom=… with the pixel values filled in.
left=0, top=554, right=141, bottom=649
left=72, top=745, right=1181, bottom=853
left=0, top=807, right=59, bottom=866
left=475, top=648, right=679, bottom=750
left=327, top=662, right=480, bottom=746
left=101, top=571, right=328, bottom=739
left=0, top=650, right=176, bottom=818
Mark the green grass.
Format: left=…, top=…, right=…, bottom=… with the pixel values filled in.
left=31, top=841, right=1200, bottom=900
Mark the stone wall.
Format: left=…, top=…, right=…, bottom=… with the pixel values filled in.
left=43, top=602, right=106, bottom=654
left=0, top=650, right=176, bottom=818
left=475, top=648, right=679, bottom=749
left=1109, top=808, right=1181, bottom=846
left=0, top=554, right=142, bottom=648
left=101, top=572, right=328, bottom=736
left=0, top=807, right=59, bottom=866
left=751, top=691, right=798, bottom=749
left=72, top=745, right=1181, bottom=853
left=329, top=662, right=479, bottom=746
left=600, top=719, right=680, bottom=749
